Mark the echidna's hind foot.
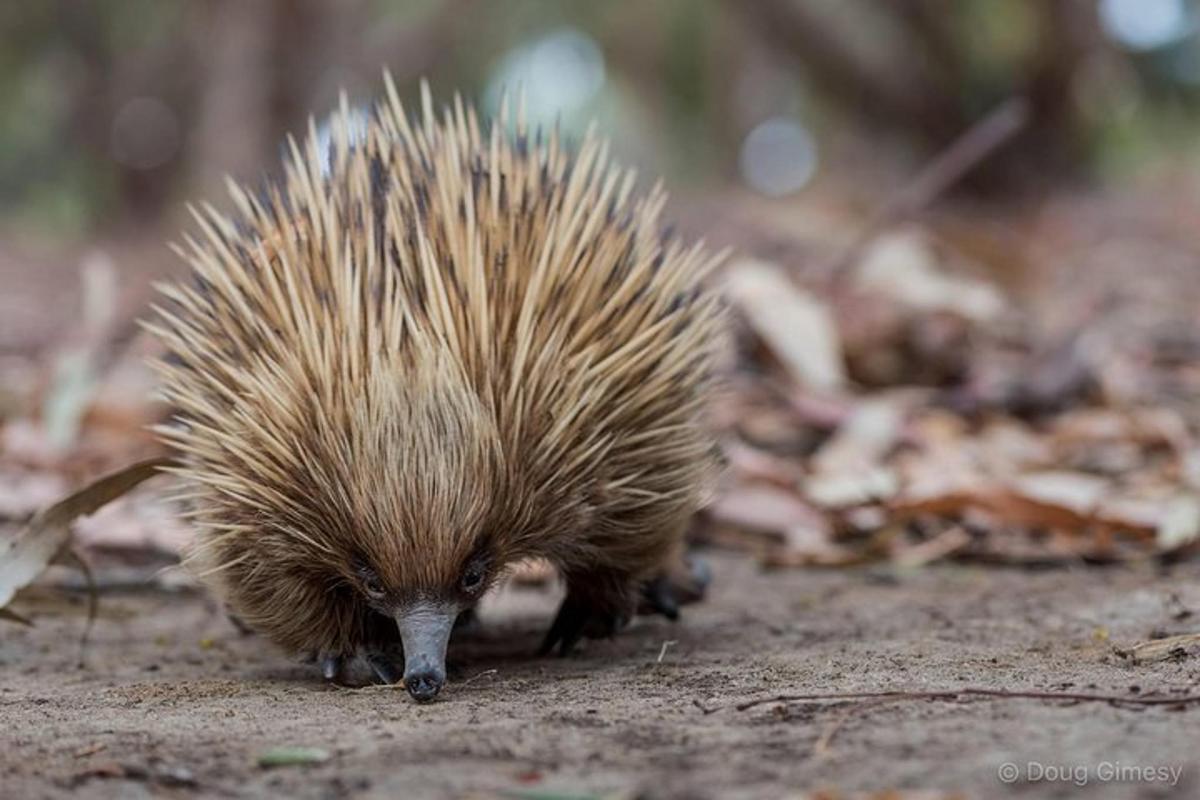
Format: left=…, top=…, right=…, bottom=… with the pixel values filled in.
left=540, top=573, right=632, bottom=657
left=638, top=552, right=712, bottom=620
left=539, top=597, right=628, bottom=657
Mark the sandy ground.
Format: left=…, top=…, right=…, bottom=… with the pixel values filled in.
left=2, top=553, right=1199, bottom=799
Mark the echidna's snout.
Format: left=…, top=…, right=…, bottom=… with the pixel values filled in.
left=395, top=601, right=455, bottom=702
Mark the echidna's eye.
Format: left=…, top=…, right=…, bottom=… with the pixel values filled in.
left=459, top=563, right=486, bottom=595
left=356, top=563, right=386, bottom=599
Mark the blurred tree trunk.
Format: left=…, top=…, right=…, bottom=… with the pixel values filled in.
left=192, top=0, right=274, bottom=199
left=1023, top=0, right=1099, bottom=170
left=725, top=0, right=1110, bottom=190
left=728, top=0, right=966, bottom=146
left=189, top=0, right=469, bottom=203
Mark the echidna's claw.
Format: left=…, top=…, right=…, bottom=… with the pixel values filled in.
left=683, top=553, right=713, bottom=600
left=638, top=553, right=712, bottom=619
left=226, top=612, right=254, bottom=636
left=639, top=576, right=680, bottom=620
left=365, top=651, right=403, bottom=685
left=320, top=653, right=342, bottom=682
left=539, top=597, right=584, bottom=657
left=540, top=592, right=628, bottom=657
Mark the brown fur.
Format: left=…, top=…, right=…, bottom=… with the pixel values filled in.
left=145, top=77, right=726, bottom=658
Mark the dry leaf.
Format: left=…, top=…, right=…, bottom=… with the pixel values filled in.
left=1116, top=633, right=1200, bottom=664
left=805, top=397, right=905, bottom=508
left=708, top=484, right=829, bottom=537
left=0, top=457, right=171, bottom=613
left=726, top=259, right=846, bottom=391
left=811, top=398, right=906, bottom=474
left=805, top=469, right=898, bottom=509
left=1007, top=472, right=1108, bottom=518
left=0, top=607, right=33, bottom=626
left=722, top=439, right=805, bottom=488
left=894, top=526, right=972, bottom=568
left=855, top=229, right=1006, bottom=322
left=1156, top=494, right=1200, bottom=550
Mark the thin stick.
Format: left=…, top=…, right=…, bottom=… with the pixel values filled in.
left=812, top=701, right=862, bottom=758
left=811, top=696, right=899, bottom=758
left=826, top=97, right=1030, bottom=284
left=656, top=640, right=677, bottom=664
left=461, top=668, right=498, bottom=685
left=734, top=687, right=1200, bottom=713
left=54, top=546, right=98, bottom=668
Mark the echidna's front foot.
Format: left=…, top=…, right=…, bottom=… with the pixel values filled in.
left=319, top=652, right=345, bottom=682
left=639, top=575, right=681, bottom=620
left=540, top=584, right=631, bottom=657
left=313, top=650, right=400, bottom=685
left=315, top=608, right=407, bottom=685
left=363, top=650, right=403, bottom=685
left=638, top=552, right=712, bottom=620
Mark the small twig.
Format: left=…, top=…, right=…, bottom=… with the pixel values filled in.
left=73, top=742, right=107, bottom=758
left=355, top=667, right=497, bottom=691
left=733, top=687, right=1200, bottom=713
left=352, top=682, right=404, bottom=692
left=55, top=546, right=98, bottom=667
left=812, top=698, right=892, bottom=758
left=656, top=640, right=677, bottom=664
left=826, top=97, right=1030, bottom=284
left=461, top=668, right=498, bottom=686
left=812, top=704, right=852, bottom=758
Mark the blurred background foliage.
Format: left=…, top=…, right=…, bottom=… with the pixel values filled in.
left=2, top=0, right=1200, bottom=243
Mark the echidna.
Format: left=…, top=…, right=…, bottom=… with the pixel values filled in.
left=147, top=77, right=725, bottom=702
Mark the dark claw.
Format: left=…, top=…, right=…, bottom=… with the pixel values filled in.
left=540, top=595, right=627, bottom=657
left=539, top=595, right=585, bottom=657
left=640, top=576, right=680, bottom=620
left=638, top=553, right=712, bottom=619
left=365, top=651, right=402, bottom=685
left=227, top=612, right=254, bottom=636
left=320, top=653, right=343, bottom=682
left=682, top=553, right=712, bottom=601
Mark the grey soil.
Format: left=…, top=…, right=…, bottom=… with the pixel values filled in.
left=3, top=553, right=1199, bottom=799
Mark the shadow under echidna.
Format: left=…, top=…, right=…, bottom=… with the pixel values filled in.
left=146, top=75, right=727, bottom=703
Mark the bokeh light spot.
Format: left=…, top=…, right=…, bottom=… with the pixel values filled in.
left=1099, top=0, right=1191, bottom=51
left=485, top=28, right=606, bottom=125
left=738, top=117, right=818, bottom=197
left=110, top=97, right=180, bottom=170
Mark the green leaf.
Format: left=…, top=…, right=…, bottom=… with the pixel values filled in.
left=256, top=747, right=331, bottom=768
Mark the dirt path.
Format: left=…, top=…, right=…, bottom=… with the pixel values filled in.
left=3, top=553, right=1199, bottom=799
